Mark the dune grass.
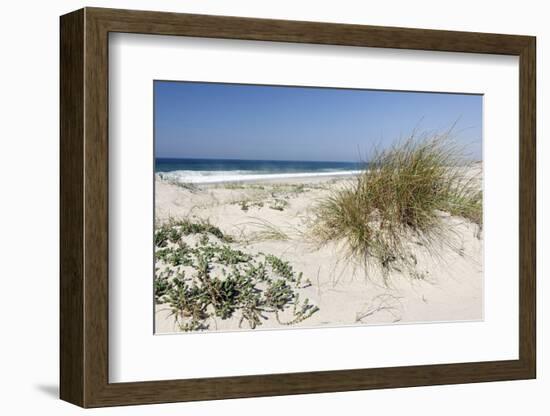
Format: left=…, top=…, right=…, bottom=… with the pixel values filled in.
left=243, top=218, right=290, bottom=242
left=311, top=132, right=482, bottom=271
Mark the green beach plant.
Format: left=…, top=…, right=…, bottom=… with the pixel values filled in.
left=268, top=198, right=289, bottom=211
left=234, top=199, right=264, bottom=212
left=155, top=219, right=318, bottom=331
left=155, top=217, right=233, bottom=247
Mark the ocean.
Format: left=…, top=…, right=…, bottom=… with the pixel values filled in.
left=155, top=158, right=363, bottom=184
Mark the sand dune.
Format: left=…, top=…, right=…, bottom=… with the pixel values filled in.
left=154, top=166, right=483, bottom=334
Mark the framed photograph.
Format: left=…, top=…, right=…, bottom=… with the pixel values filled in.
left=60, top=7, right=536, bottom=408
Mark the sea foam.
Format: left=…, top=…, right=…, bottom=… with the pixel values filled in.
left=157, top=170, right=361, bottom=184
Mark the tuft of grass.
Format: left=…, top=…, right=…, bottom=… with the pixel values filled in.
left=234, top=199, right=264, bottom=212
left=268, top=198, right=289, bottom=211
left=223, top=183, right=247, bottom=190
left=311, top=132, right=482, bottom=271
left=244, top=218, right=290, bottom=242
left=223, top=183, right=265, bottom=190
left=442, top=182, right=482, bottom=226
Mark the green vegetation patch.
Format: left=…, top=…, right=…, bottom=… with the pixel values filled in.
left=312, top=133, right=482, bottom=272
left=268, top=198, right=289, bottom=211
left=155, top=220, right=317, bottom=331
left=155, top=218, right=233, bottom=248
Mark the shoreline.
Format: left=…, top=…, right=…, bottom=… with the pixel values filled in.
left=155, top=161, right=482, bottom=186
left=156, top=170, right=362, bottom=185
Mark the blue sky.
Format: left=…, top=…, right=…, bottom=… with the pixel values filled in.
left=154, top=81, right=482, bottom=162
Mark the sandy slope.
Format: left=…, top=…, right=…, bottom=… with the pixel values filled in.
left=154, top=167, right=483, bottom=333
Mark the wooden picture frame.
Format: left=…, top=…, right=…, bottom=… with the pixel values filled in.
left=60, top=7, right=536, bottom=408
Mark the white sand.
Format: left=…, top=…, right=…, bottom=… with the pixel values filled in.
left=155, top=167, right=483, bottom=333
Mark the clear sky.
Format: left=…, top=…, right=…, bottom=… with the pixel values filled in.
left=154, top=81, right=482, bottom=162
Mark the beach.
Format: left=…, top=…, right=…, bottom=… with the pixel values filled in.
left=154, top=164, right=483, bottom=333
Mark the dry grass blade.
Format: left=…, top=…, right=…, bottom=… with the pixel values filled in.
left=243, top=217, right=291, bottom=242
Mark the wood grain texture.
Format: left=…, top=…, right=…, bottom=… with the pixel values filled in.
left=59, top=7, right=537, bottom=408
left=89, top=7, right=532, bottom=54
left=59, top=8, right=84, bottom=407
left=518, top=38, right=536, bottom=375
left=83, top=10, right=110, bottom=406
